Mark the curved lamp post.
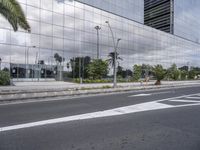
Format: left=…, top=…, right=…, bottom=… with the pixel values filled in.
left=25, top=46, right=36, bottom=79
left=105, top=21, right=121, bottom=88
left=0, top=58, right=2, bottom=71
left=94, top=26, right=101, bottom=59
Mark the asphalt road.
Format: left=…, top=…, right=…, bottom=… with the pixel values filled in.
left=0, top=86, right=200, bottom=150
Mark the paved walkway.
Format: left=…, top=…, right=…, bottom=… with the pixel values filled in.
left=0, top=80, right=200, bottom=93
left=0, top=80, right=200, bottom=102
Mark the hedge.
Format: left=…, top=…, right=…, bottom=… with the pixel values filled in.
left=0, top=71, right=10, bottom=86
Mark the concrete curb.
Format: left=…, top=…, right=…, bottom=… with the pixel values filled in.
left=1, top=83, right=200, bottom=103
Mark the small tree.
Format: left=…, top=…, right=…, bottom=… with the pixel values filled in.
left=152, top=65, right=166, bottom=85
left=87, top=59, right=108, bottom=80
left=54, top=53, right=65, bottom=65
left=188, top=67, right=200, bottom=80
left=117, top=66, right=123, bottom=78
left=168, top=64, right=180, bottom=81
left=0, top=71, right=10, bottom=86
left=141, top=64, right=152, bottom=78
left=133, top=65, right=142, bottom=81
left=70, top=56, right=91, bottom=78
left=117, top=66, right=133, bottom=79
left=188, top=69, right=196, bottom=80
left=180, top=70, right=188, bottom=80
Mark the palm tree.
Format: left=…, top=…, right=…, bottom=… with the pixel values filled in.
left=0, top=0, right=30, bottom=32
left=54, top=53, right=65, bottom=65
left=152, top=64, right=167, bottom=85
left=107, top=52, right=123, bottom=78
left=107, top=52, right=123, bottom=68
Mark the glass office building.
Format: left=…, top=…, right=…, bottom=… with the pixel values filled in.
left=144, top=0, right=174, bottom=34
left=174, top=0, right=200, bottom=43
left=0, top=0, right=200, bottom=80
left=144, top=0, right=200, bottom=43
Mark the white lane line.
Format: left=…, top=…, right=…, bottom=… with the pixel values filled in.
left=156, top=93, right=200, bottom=102
left=186, top=96, right=200, bottom=100
left=0, top=102, right=172, bottom=132
left=128, top=94, right=152, bottom=97
left=169, top=99, right=200, bottom=103
left=128, top=91, right=172, bottom=97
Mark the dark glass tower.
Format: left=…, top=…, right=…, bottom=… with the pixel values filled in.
left=144, top=0, right=174, bottom=34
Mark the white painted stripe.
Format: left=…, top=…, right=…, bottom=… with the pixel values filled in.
left=172, top=102, right=200, bottom=108
left=186, top=96, right=200, bottom=100
left=0, top=102, right=172, bottom=132
left=128, top=94, right=152, bottom=97
left=170, top=99, right=200, bottom=103
left=128, top=91, right=172, bottom=97
left=156, top=93, right=200, bottom=102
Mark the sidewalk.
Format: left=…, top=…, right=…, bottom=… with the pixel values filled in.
left=0, top=80, right=200, bottom=102
left=1, top=81, right=155, bottom=92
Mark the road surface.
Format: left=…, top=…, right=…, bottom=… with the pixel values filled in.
left=0, top=86, right=200, bottom=150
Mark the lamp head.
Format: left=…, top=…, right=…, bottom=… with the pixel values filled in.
left=95, top=26, right=101, bottom=30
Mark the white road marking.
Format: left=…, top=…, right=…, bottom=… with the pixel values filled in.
left=128, top=94, right=152, bottom=97
left=169, top=99, right=200, bottom=103
left=156, top=93, right=200, bottom=102
left=128, top=91, right=172, bottom=97
left=186, top=96, right=200, bottom=100
left=1, top=93, right=200, bottom=132
left=0, top=102, right=172, bottom=132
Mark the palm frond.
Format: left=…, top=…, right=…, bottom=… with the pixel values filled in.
left=107, top=52, right=123, bottom=68
left=10, top=0, right=30, bottom=31
left=0, top=0, right=30, bottom=32
left=0, top=6, right=18, bottom=31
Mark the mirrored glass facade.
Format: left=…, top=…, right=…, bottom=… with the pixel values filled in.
left=0, top=0, right=199, bottom=80
left=174, top=0, right=200, bottom=43
left=76, top=0, right=144, bottom=23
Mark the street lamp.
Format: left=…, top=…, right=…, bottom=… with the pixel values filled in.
left=94, top=25, right=101, bottom=59
left=0, top=58, right=2, bottom=71
left=187, top=61, right=190, bottom=72
left=27, top=46, right=36, bottom=65
left=79, top=57, right=82, bottom=84
left=25, top=46, right=36, bottom=78
left=116, top=38, right=121, bottom=48
left=105, top=21, right=121, bottom=88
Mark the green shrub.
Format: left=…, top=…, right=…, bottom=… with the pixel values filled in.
left=167, top=64, right=181, bottom=80
left=73, top=78, right=112, bottom=83
left=133, top=65, right=142, bottom=81
left=188, top=70, right=197, bottom=80
left=0, top=71, right=10, bottom=86
left=87, top=59, right=108, bottom=80
left=180, top=70, right=188, bottom=80
left=102, top=85, right=112, bottom=89
left=73, top=78, right=80, bottom=83
left=152, top=65, right=167, bottom=85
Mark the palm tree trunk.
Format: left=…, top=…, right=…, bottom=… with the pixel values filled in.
left=155, top=80, right=161, bottom=85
